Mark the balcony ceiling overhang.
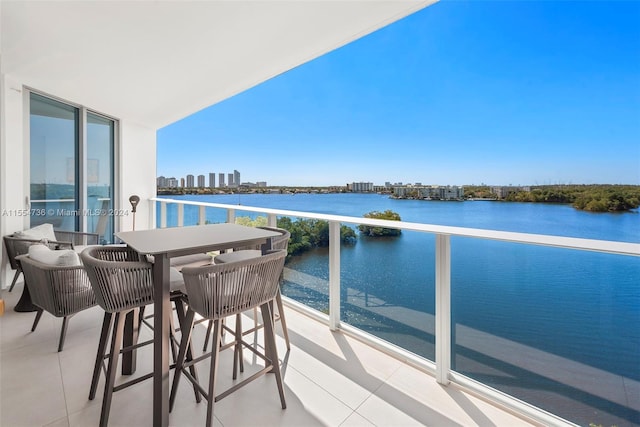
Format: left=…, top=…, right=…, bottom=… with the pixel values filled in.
left=1, top=0, right=436, bottom=129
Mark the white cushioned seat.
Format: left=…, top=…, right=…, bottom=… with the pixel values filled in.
left=146, top=253, right=213, bottom=270
left=171, top=253, right=214, bottom=267
left=213, top=250, right=261, bottom=264
left=26, top=245, right=91, bottom=294
left=14, top=223, right=57, bottom=242
left=28, top=244, right=81, bottom=267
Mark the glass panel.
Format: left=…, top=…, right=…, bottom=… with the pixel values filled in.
left=30, top=93, right=79, bottom=231
left=87, top=113, right=115, bottom=243
left=278, top=216, right=331, bottom=314
left=341, top=230, right=435, bottom=360
left=451, top=238, right=640, bottom=427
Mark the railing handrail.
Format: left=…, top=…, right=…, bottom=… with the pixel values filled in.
left=151, top=196, right=640, bottom=257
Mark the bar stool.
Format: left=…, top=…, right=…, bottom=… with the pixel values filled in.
left=81, top=245, right=200, bottom=427
left=170, top=250, right=288, bottom=427
left=205, top=226, right=291, bottom=351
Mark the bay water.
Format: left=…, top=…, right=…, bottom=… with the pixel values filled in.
left=159, top=193, right=639, bottom=426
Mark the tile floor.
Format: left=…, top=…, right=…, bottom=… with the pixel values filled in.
left=1, top=282, right=538, bottom=426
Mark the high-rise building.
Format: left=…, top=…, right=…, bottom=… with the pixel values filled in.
left=180, top=177, right=185, bottom=187
left=218, top=173, right=225, bottom=187
left=166, top=177, right=178, bottom=188
left=234, top=170, right=240, bottom=187
left=157, top=176, right=166, bottom=187
left=209, top=173, right=215, bottom=188
left=186, top=174, right=194, bottom=187
left=197, top=174, right=205, bottom=187
left=228, top=173, right=234, bottom=187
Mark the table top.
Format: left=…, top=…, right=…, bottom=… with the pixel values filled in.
left=116, top=223, right=279, bottom=257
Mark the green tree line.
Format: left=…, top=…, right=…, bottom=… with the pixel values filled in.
left=277, top=217, right=356, bottom=257
left=236, top=210, right=403, bottom=259
left=465, top=185, right=640, bottom=212
left=357, top=210, right=402, bottom=236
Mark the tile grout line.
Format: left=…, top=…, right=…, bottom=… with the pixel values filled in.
left=57, top=345, right=71, bottom=426
left=348, top=363, right=404, bottom=427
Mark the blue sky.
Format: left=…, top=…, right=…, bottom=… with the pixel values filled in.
left=157, top=0, right=640, bottom=187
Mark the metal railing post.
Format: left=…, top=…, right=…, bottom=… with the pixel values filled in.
left=160, top=202, right=167, bottom=229
left=435, top=233, right=451, bottom=385
left=267, top=213, right=277, bottom=227
left=177, top=204, right=184, bottom=227
left=329, top=221, right=341, bottom=330
left=226, top=209, right=235, bottom=224
left=149, top=198, right=157, bottom=229
left=198, top=205, right=206, bottom=225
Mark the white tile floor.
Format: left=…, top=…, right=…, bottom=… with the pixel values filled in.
left=1, top=282, right=538, bottom=427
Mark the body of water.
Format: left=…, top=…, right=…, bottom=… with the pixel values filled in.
left=159, top=193, right=639, bottom=426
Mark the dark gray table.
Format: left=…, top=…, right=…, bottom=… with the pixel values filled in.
left=116, top=223, right=279, bottom=427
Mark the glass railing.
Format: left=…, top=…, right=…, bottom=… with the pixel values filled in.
left=151, top=196, right=640, bottom=427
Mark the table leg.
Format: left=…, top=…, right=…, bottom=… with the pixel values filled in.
left=122, top=308, right=139, bottom=375
left=153, top=254, right=170, bottom=427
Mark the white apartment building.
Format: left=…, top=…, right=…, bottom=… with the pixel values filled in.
left=350, top=182, right=374, bottom=192
left=393, top=184, right=464, bottom=200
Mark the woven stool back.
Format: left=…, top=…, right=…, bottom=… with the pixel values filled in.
left=181, top=249, right=286, bottom=321
left=81, top=246, right=154, bottom=313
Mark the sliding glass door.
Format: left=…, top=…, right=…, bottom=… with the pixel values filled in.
left=29, top=92, right=116, bottom=243
left=29, top=93, right=80, bottom=231
left=87, top=113, right=115, bottom=243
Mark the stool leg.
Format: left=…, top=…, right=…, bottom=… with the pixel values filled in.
left=206, top=320, right=223, bottom=427
left=275, top=290, right=290, bottom=350
left=232, top=314, right=244, bottom=379
left=90, top=313, right=113, bottom=400
left=99, top=312, right=126, bottom=427
left=202, top=320, right=213, bottom=352
left=170, top=309, right=196, bottom=412
left=173, top=298, right=201, bottom=403
left=261, top=303, right=286, bottom=409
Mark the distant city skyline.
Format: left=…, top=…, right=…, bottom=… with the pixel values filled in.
left=157, top=1, right=640, bottom=187
left=157, top=169, right=250, bottom=188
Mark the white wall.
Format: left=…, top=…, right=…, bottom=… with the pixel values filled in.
left=118, top=121, right=157, bottom=233
left=0, top=74, right=29, bottom=288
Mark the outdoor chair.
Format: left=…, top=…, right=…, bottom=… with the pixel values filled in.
left=16, top=245, right=96, bottom=352
left=204, top=226, right=291, bottom=352
left=80, top=245, right=200, bottom=427
left=169, top=249, right=288, bottom=427
left=3, top=223, right=98, bottom=292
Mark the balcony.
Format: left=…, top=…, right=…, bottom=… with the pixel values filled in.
left=1, top=283, right=540, bottom=426
left=1, top=197, right=637, bottom=426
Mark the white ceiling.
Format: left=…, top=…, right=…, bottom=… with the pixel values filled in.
left=1, top=0, right=436, bottom=129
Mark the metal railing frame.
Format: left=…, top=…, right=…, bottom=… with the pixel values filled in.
left=150, top=196, right=640, bottom=426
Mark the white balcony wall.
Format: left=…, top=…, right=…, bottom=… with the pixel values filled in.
left=118, top=122, right=156, bottom=233
left=0, top=74, right=29, bottom=288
